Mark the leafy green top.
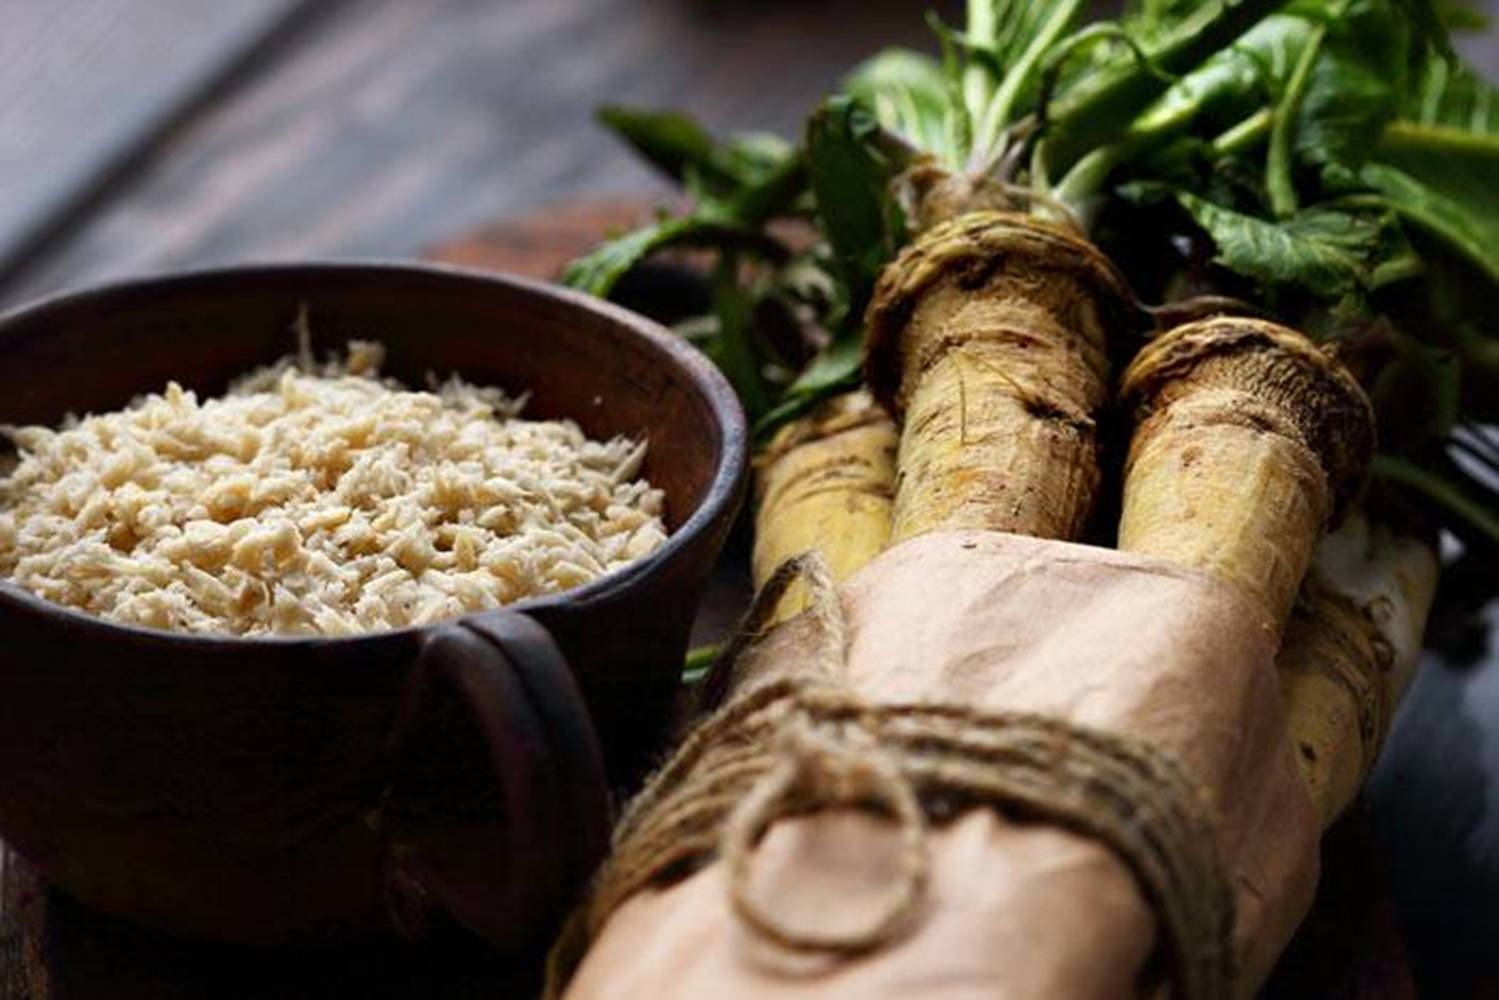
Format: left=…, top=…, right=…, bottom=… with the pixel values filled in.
left=566, top=0, right=1499, bottom=552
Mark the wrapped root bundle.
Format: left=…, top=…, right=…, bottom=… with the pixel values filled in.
left=550, top=0, right=1496, bottom=987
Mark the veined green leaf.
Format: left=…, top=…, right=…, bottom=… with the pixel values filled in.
left=1393, top=0, right=1461, bottom=59
left=1360, top=161, right=1499, bottom=285
left=1129, top=0, right=1206, bottom=44
left=1044, top=0, right=1289, bottom=174
left=1125, top=21, right=1284, bottom=146
left=1170, top=189, right=1393, bottom=296
left=1376, top=56, right=1499, bottom=193
left=1354, top=47, right=1499, bottom=288
left=987, top=0, right=1081, bottom=72
left=968, top=0, right=1089, bottom=168
left=1293, top=0, right=1411, bottom=172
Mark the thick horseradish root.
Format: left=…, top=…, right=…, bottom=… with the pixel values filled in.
left=865, top=212, right=1140, bottom=544
left=1277, top=513, right=1439, bottom=828
left=1117, top=317, right=1375, bottom=628
left=751, top=391, right=898, bottom=621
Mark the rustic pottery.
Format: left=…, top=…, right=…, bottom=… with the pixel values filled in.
left=0, top=263, right=747, bottom=949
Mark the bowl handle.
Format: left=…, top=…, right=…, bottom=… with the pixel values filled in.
left=380, top=610, right=611, bottom=950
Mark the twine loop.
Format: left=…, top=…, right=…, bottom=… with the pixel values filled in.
left=546, top=552, right=1236, bottom=1000
left=722, top=682, right=929, bottom=955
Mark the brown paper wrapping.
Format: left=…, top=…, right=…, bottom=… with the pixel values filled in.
left=564, top=531, right=1320, bottom=999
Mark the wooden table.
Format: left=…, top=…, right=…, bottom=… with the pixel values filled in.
left=2, top=1, right=1498, bottom=996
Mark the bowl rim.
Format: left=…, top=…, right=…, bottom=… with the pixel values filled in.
left=0, top=259, right=748, bottom=651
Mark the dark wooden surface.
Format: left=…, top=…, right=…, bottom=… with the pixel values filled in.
left=0, top=0, right=317, bottom=278
left=1, top=1, right=1497, bottom=996
left=0, top=0, right=949, bottom=306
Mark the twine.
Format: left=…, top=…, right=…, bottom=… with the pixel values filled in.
left=546, top=553, right=1236, bottom=999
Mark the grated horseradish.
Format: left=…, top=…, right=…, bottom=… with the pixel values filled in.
left=0, top=342, right=667, bottom=636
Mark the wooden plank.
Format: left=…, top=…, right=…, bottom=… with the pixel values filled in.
left=0, top=0, right=953, bottom=305
left=0, top=0, right=320, bottom=285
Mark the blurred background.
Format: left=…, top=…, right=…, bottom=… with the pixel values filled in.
left=2, top=1, right=1498, bottom=996
left=0, top=0, right=962, bottom=306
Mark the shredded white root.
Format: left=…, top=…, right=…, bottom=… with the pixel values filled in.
left=0, top=342, right=668, bottom=636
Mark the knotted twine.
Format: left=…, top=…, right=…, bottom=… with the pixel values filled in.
left=545, top=552, right=1236, bottom=999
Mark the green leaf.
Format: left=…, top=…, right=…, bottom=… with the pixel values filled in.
left=1435, top=0, right=1489, bottom=32
left=1393, top=0, right=1461, bottom=59
left=968, top=0, right=1089, bottom=167
left=748, top=94, right=910, bottom=440
left=804, top=97, right=907, bottom=313
left=926, top=11, right=977, bottom=166
left=1293, top=0, right=1411, bottom=173
left=682, top=643, right=724, bottom=685
left=843, top=48, right=954, bottom=156
left=1400, top=56, right=1499, bottom=132
left=1124, top=18, right=1287, bottom=147
left=725, top=151, right=808, bottom=226
left=721, top=132, right=796, bottom=186
left=752, top=334, right=864, bottom=441
left=560, top=215, right=786, bottom=298
left=703, top=254, right=771, bottom=418
left=988, top=0, right=1083, bottom=72
left=1045, top=0, right=1290, bottom=174
left=1353, top=46, right=1499, bottom=290
left=597, top=106, right=796, bottom=205
left=1170, top=190, right=1393, bottom=296
left=1360, top=161, right=1499, bottom=286
left=1127, top=0, right=1221, bottom=45
left=561, top=216, right=702, bottom=297
left=788, top=327, right=864, bottom=397
left=1373, top=451, right=1499, bottom=547
left=597, top=106, right=732, bottom=190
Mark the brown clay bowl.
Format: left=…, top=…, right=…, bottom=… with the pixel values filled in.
left=0, top=263, right=746, bottom=949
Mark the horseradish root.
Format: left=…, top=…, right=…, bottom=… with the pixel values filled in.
left=865, top=212, right=1139, bottom=544
left=1276, top=512, right=1438, bottom=827
left=751, top=391, right=897, bottom=621
left=1117, top=317, right=1375, bottom=628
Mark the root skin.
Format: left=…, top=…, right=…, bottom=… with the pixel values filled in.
left=1118, top=317, right=1375, bottom=627
left=865, top=212, right=1141, bottom=544
left=752, top=391, right=897, bottom=621
left=1278, top=513, right=1439, bottom=827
